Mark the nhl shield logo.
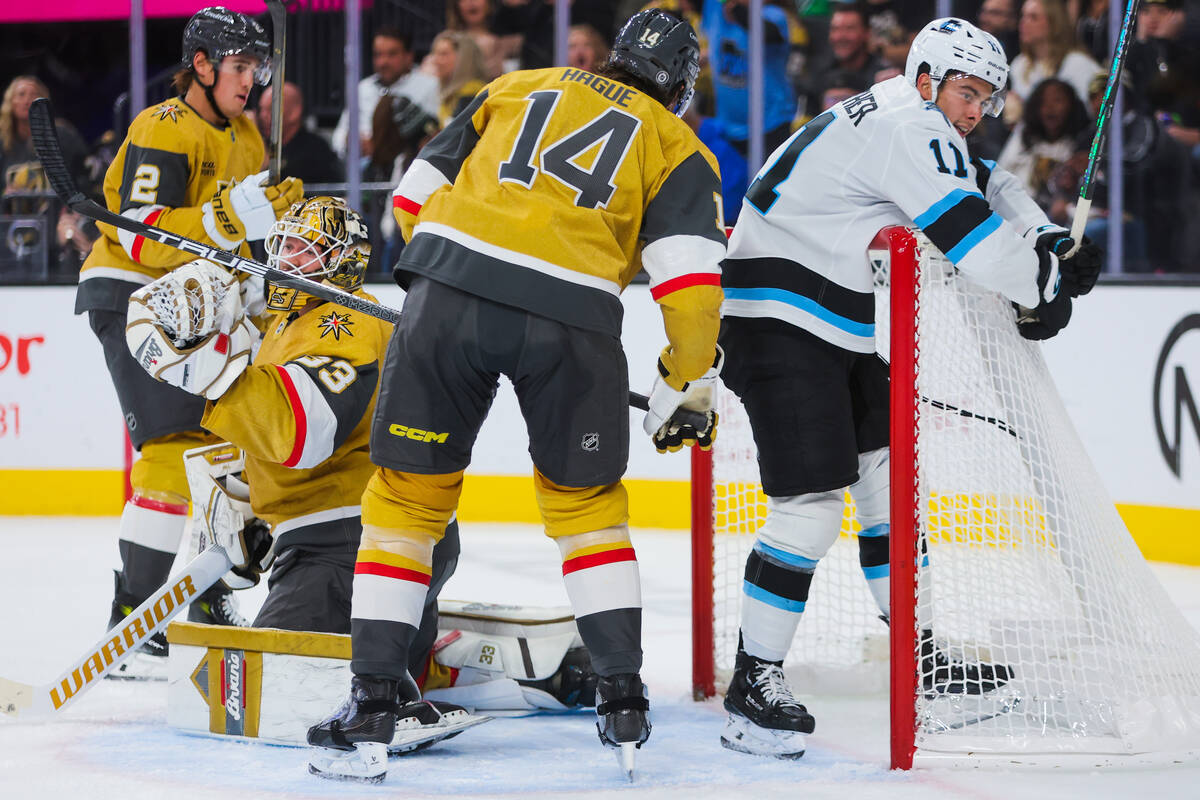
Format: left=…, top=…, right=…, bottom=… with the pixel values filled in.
left=581, top=432, right=600, bottom=452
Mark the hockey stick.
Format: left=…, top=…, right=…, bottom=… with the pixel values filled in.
left=0, top=546, right=233, bottom=718
left=1065, top=0, right=1141, bottom=257
left=29, top=98, right=694, bottom=427
left=265, top=0, right=287, bottom=183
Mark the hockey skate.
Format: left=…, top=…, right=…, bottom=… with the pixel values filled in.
left=595, top=673, right=651, bottom=780
left=307, top=675, right=490, bottom=783
left=518, top=646, right=599, bottom=708
left=187, top=583, right=249, bottom=627
left=920, top=630, right=1012, bottom=696
left=721, top=650, right=815, bottom=759
left=105, top=571, right=168, bottom=681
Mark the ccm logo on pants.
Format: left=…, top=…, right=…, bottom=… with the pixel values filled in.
left=389, top=424, right=449, bottom=444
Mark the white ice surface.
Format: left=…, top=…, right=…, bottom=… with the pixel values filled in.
left=3, top=518, right=1200, bottom=799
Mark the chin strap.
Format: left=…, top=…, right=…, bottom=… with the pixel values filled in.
left=195, top=67, right=230, bottom=126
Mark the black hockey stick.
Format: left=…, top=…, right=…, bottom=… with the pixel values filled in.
left=29, top=98, right=699, bottom=428
left=265, top=0, right=287, bottom=183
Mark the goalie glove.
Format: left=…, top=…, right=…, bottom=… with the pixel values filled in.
left=643, top=346, right=723, bottom=453
left=183, top=443, right=276, bottom=590
left=126, top=260, right=259, bottom=400
left=202, top=170, right=304, bottom=248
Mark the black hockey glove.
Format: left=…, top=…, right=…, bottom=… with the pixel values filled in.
left=1058, top=235, right=1102, bottom=297
left=226, top=519, right=275, bottom=589
left=1015, top=292, right=1073, bottom=341
left=1033, top=230, right=1070, bottom=303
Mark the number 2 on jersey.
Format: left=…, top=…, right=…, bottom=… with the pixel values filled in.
left=498, top=90, right=640, bottom=210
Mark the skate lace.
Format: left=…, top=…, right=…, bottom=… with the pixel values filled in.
left=751, top=663, right=802, bottom=709
left=218, top=592, right=250, bottom=627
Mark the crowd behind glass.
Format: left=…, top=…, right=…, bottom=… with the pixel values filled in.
left=2, top=0, right=1198, bottom=283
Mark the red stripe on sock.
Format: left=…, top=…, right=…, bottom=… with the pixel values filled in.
left=130, top=208, right=164, bottom=263
left=274, top=365, right=308, bottom=468
left=650, top=272, right=720, bottom=301
left=354, top=561, right=432, bottom=586
left=562, top=546, right=637, bottom=576
left=130, top=494, right=188, bottom=515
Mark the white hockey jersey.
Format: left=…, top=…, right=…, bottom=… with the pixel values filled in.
left=723, top=75, right=1060, bottom=353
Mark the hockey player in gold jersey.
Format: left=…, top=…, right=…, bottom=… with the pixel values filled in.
left=77, top=7, right=303, bottom=676
left=307, top=9, right=727, bottom=781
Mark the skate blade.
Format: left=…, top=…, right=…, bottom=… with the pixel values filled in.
left=720, top=714, right=806, bottom=759
left=617, top=742, right=637, bottom=781
left=388, top=708, right=492, bottom=756
left=307, top=742, right=387, bottom=783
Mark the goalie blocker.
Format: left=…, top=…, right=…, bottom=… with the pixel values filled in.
left=166, top=600, right=596, bottom=746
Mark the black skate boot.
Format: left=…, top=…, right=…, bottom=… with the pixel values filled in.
left=920, top=630, right=1012, bottom=696
left=518, top=646, right=599, bottom=708
left=188, top=583, right=249, bottom=626
left=106, top=571, right=168, bottom=680
left=595, top=673, right=651, bottom=779
left=307, top=674, right=489, bottom=783
left=721, top=649, right=814, bottom=759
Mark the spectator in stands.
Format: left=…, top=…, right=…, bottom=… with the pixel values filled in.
left=1137, top=0, right=1200, bottom=156
left=978, top=0, right=1020, bottom=58
left=567, top=24, right=611, bottom=73
left=805, top=4, right=887, bottom=115
left=367, top=95, right=440, bottom=273
left=491, top=0, right=617, bottom=70
left=331, top=27, right=439, bottom=161
left=428, top=31, right=490, bottom=127
left=446, top=0, right=520, bottom=79
left=0, top=76, right=88, bottom=207
left=820, top=68, right=869, bottom=110
left=705, top=0, right=798, bottom=159
left=861, top=0, right=930, bottom=69
left=1010, top=0, right=1100, bottom=106
left=998, top=78, right=1090, bottom=206
left=255, top=82, right=345, bottom=186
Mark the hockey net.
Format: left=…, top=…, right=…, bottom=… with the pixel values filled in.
left=692, top=226, right=1200, bottom=767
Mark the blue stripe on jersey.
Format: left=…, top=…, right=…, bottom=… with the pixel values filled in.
left=743, top=580, right=807, bottom=613
left=722, top=287, right=876, bottom=338
left=859, top=523, right=890, bottom=537
left=945, top=212, right=1003, bottom=262
left=913, top=188, right=983, bottom=229
left=861, top=564, right=890, bottom=580
left=754, top=539, right=819, bottom=570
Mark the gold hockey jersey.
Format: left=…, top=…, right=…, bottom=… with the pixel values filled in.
left=200, top=291, right=392, bottom=549
left=77, top=97, right=263, bottom=313
left=392, top=67, right=727, bottom=386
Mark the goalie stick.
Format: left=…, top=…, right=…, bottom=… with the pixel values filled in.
left=265, top=0, right=287, bottom=183
left=28, top=98, right=693, bottom=427
left=1065, top=0, right=1141, bottom=257
left=0, top=546, right=234, bottom=718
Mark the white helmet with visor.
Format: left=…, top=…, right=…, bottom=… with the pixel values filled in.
left=905, top=17, right=1009, bottom=118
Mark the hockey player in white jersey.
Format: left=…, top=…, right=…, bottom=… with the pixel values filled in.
left=716, top=17, right=1101, bottom=759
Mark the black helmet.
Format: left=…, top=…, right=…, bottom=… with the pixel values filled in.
left=607, top=9, right=700, bottom=116
left=182, top=6, right=272, bottom=85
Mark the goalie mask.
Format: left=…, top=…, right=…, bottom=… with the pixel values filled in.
left=905, top=17, right=1009, bottom=117
left=264, top=196, right=371, bottom=312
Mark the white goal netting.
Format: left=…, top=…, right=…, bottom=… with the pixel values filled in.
left=705, top=228, right=1200, bottom=762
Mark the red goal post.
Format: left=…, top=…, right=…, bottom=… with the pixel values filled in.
left=691, top=226, right=1200, bottom=769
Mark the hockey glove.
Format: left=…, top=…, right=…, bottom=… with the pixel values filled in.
left=1015, top=292, right=1073, bottom=340
left=643, top=346, right=723, bottom=453
left=1032, top=230, right=1067, bottom=304
left=202, top=171, right=304, bottom=248
left=127, top=262, right=260, bottom=400
left=1058, top=235, right=1102, bottom=297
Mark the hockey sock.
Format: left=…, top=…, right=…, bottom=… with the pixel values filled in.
left=557, top=531, right=642, bottom=676
left=740, top=539, right=815, bottom=662
left=117, top=495, right=189, bottom=600
left=858, top=523, right=890, bottom=618
left=349, top=532, right=433, bottom=680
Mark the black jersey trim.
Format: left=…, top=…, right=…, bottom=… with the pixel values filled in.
left=721, top=255, right=875, bottom=325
